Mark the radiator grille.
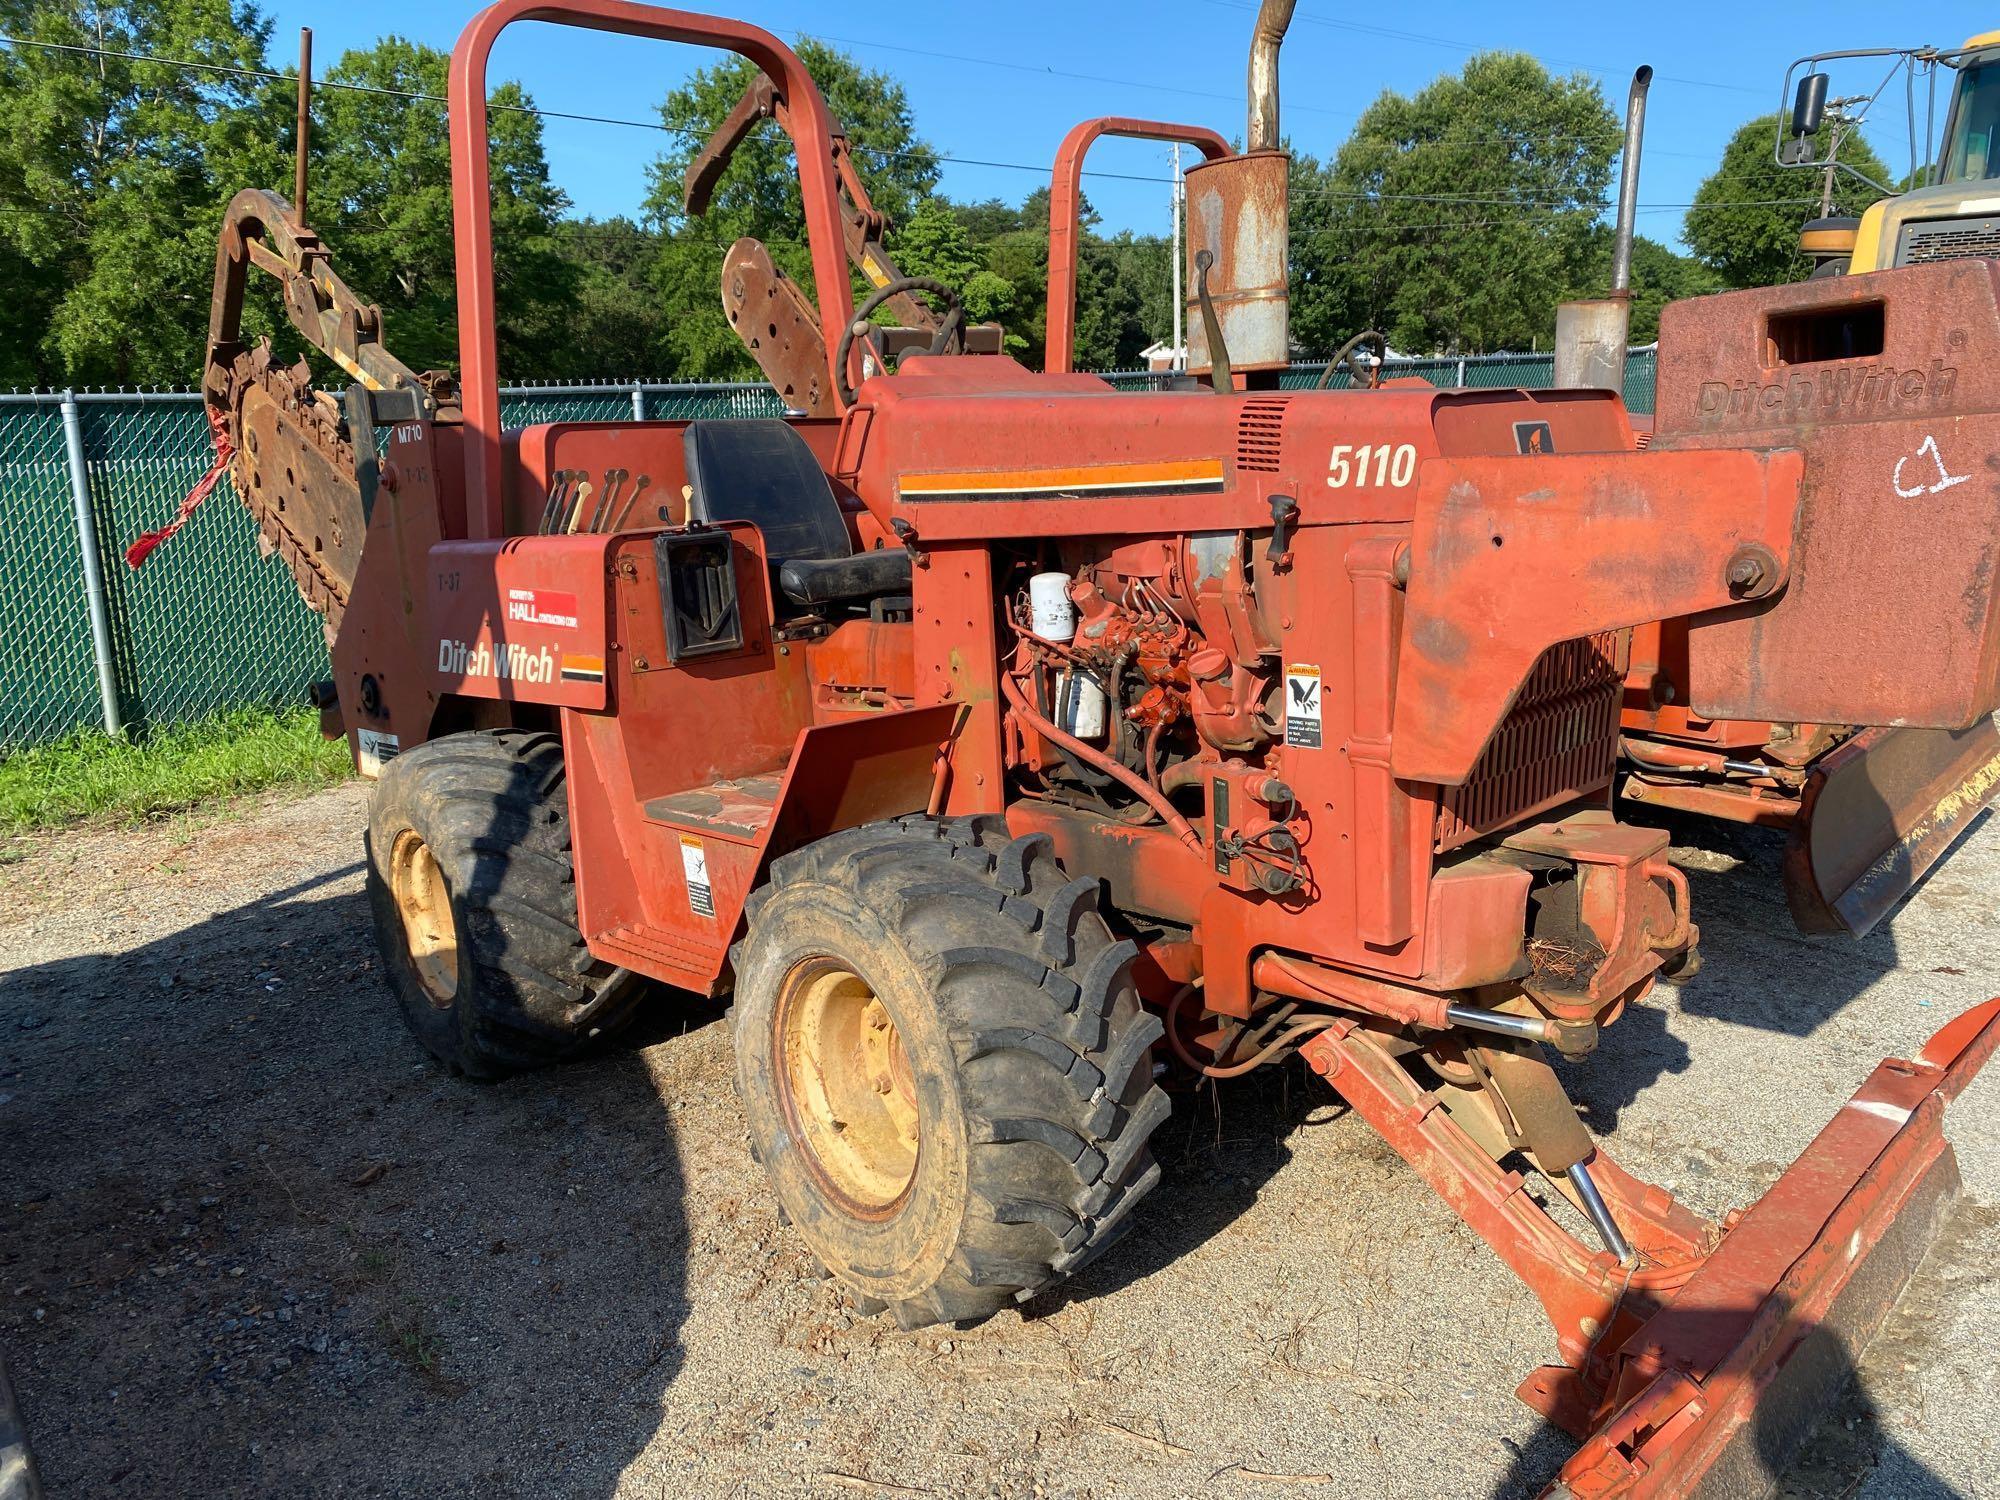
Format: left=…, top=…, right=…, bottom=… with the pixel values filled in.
left=1434, top=632, right=1626, bottom=852
left=1898, top=216, right=2000, bottom=266
left=1235, top=396, right=1290, bottom=473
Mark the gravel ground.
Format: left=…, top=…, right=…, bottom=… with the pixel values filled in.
left=0, top=785, right=1996, bottom=1499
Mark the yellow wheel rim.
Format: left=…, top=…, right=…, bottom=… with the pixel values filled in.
left=775, top=960, right=921, bottom=1218
left=388, top=828, right=459, bottom=1008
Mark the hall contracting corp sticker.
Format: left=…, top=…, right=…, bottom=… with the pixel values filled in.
left=505, top=587, right=579, bottom=629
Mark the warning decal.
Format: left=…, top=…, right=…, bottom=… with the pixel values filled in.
left=1513, top=420, right=1555, bottom=456
left=356, top=728, right=400, bottom=779
left=1284, top=664, right=1322, bottom=749
left=679, top=833, right=715, bottom=918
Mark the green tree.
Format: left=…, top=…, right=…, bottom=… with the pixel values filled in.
left=1622, top=236, right=1723, bottom=342
left=889, top=198, right=1022, bottom=350
left=955, top=190, right=1051, bottom=368
left=1684, top=114, right=1890, bottom=287
left=643, top=38, right=940, bottom=380
left=1097, top=232, right=1173, bottom=366
left=524, top=217, right=669, bottom=379
left=310, top=36, right=575, bottom=376
left=0, top=0, right=288, bottom=384
left=935, top=188, right=1169, bottom=371
left=1290, top=53, right=1621, bottom=354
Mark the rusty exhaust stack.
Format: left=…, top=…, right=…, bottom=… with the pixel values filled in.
left=1183, top=0, right=1295, bottom=384
left=1554, top=66, right=1652, bottom=392
left=1609, top=65, right=1650, bottom=294
left=1246, top=0, right=1297, bottom=153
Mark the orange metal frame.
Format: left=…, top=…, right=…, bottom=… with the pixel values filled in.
left=318, top=10, right=2000, bottom=1494
left=1043, top=117, right=1231, bottom=374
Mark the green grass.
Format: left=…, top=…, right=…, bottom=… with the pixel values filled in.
left=0, top=705, right=353, bottom=834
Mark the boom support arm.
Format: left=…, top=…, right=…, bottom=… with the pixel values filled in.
left=203, top=187, right=426, bottom=406
left=200, top=187, right=448, bottom=637
left=681, top=68, right=1005, bottom=413
left=683, top=72, right=939, bottom=331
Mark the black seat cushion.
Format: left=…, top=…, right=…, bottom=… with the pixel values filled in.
left=778, top=550, right=912, bottom=605
left=681, top=420, right=909, bottom=607
left=681, top=420, right=852, bottom=565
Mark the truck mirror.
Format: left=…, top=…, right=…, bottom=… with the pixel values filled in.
left=1792, top=71, right=1829, bottom=137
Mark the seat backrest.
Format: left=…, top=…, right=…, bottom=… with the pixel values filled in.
left=681, top=420, right=852, bottom=563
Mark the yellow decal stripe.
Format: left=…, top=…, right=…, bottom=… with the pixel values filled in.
left=901, top=458, right=1224, bottom=495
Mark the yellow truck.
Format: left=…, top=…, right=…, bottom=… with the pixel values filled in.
left=1786, top=32, right=2000, bottom=271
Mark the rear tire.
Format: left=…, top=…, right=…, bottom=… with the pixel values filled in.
left=730, top=815, right=1169, bottom=1329
left=365, top=729, right=638, bottom=1079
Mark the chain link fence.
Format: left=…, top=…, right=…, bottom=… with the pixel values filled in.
left=0, top=352, right=1656, bottom=751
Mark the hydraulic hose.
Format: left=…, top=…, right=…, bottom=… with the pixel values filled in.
left=1001, top=671, right=1204, bottom=851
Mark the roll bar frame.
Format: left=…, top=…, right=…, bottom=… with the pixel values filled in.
left=449, top=1, right=859, bottom=538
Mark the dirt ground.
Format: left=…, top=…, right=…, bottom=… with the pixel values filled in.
left=1, top=785, right=1996, bottom=1500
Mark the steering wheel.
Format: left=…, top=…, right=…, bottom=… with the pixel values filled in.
left=1314, top=330, right=1388, bottom=391
left=834, top=276, right=967, bottom=407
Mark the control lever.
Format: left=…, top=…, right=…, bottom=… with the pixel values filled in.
left=1194, top=248, right=1233, bottom=395
left=1267, top=494, right=1299, bottom=567
left=538, top=470, right=575, bottom=535
left=606, top=473, right=652, bottom=533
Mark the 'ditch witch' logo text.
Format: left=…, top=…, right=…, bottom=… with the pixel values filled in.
left=1695, top=358, right=1958, bottom=427
left=437, top=638, right=556, bottom=684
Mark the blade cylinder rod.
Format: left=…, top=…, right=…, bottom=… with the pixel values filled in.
left=1567, top=1159, right=1636, bottom=1265
left=1444, top=1005, right=1558, bottom=1043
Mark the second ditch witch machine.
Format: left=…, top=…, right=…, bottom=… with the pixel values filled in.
left=185, top=1, right=2000, bottom=1493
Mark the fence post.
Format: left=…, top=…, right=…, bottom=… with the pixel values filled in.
left=1455, top=356, right=1467, bottom=388
left=630, top=381, right=645, bottom=421
left=60, top=391, right=124, bottom=738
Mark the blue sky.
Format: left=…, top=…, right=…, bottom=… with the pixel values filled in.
left=258, top=1, right=2000, bottom=248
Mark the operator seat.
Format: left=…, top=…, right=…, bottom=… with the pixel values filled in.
left=681, top=420, right=911, bottom=607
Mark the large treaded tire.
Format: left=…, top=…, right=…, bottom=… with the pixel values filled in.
left=365, top=729, right=637, bottom=1079
left=730, top=814, right=1170, bottom=1329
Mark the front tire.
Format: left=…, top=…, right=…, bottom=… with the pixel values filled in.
left=730, top=815, right=1169, bottom=1329
left=365, top=729, right=637, bottom=1079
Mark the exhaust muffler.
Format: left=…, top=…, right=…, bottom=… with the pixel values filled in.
left=1184, top=0, right=1295, bottom=382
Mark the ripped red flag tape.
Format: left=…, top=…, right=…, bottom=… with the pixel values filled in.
left=125, top=406, right=234, bottom=569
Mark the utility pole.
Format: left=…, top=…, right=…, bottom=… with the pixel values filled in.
left=1170, top=142, right=1184, bottom=369
left=1818, top=98, right=1866, bottom=218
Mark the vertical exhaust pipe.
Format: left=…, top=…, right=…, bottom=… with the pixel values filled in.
left=1609, top=66, right=1652, bottom=294
left=1185, top=0, right=1295, bottom=383
left=1246, top=0, right=1298, bottom=153
left=1553, top=65, right=1651, bottom=393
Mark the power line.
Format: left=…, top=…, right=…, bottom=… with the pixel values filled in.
left=1195, top=0, right=1763, bottom=97
left=0, top=30, right=1810, bottom=220
left=803, top=27, right=1353, bottom=123
left=0, top=31, right=1188, bottom=188
left=0, top=26, right=1717, bottom=193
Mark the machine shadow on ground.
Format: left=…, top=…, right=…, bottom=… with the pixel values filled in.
left=0, top=861, right=696, bottom=1499
left=0, top=794, right=1984, bottom=1497
left=1488, top=1292, right=1966, bottom=1499
left=1051, top=1060, right=1315, bottom=1313
left=1554, top=801, right=1991, bottom=1133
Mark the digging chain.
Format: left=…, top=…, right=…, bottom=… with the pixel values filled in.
left=214, top=344, right=356, bottom=638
